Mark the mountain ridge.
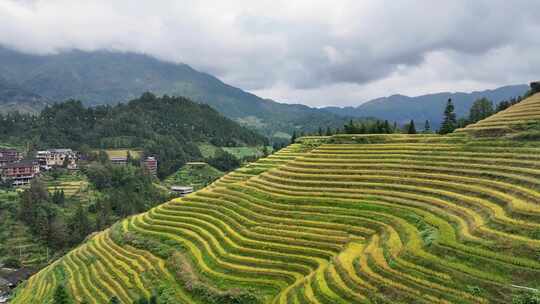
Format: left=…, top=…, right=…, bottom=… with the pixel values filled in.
left=0, top=46, right=349, bottom=139
left=323, top=84, right=529, bottom=127
left=0, top=46, right=529, bottom=133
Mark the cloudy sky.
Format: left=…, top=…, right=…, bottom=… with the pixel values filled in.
left=1, top=0, right=539, bottom=107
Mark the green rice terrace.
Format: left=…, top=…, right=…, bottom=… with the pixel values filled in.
left=11, top=94, right=540, bottom=303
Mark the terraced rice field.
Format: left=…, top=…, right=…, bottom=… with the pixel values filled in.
left=103, top=149, right=142, bottom=159
left=11, top=132, right=540, bottom=303
left=458, top=92, right=540, bottom=134
left=45, top=174, right=89, bottom=199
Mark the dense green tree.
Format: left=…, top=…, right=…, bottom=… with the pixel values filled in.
left=51, top=189, right=65, bottom=205
left=207, top=150, right=241, bottom=172
left=19, top=179, right=49, bottom=227
left=95, top=198, right=113, bottom=230
left=49, top=217, right=69, bottom=249
left=531, top=81, right=540, bottom=95
left=290, top=131, right=297, bottom=144
left=0, top=94, right=266, bottom=177
left=469, top=97, right=494, bottom=123
left=407, top=120, right=417, bottom=134
left=325, top=127, right=332, bottom=136
left=53, top=285, right=71, bottom=304
left=68, top=202, right=92, bottom=244
left=439, top=98, right=457, bottom=134
left=424, top=120, right=431, bottom=133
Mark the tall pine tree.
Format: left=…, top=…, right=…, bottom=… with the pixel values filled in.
left=424, top=120, right=431, bottom=133
left=325, top=127, right=332, bottom=136
left=439, top=98, right=457, bottom=134
left=290, top=131, right=297, bottom=144
left=407, top=120, right=417, bottom=134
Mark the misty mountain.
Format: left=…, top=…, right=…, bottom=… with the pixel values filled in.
left=0, top=46, right=348, bottom=140
left=324, top=85, right=529, bottom=128
left=0, top=76, right=50, bottom=113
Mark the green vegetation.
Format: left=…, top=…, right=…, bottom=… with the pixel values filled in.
left=459, top=92, right=540, bottom=136
left=163, top=163, right=224, bottom=190
left=0, top=93, right=266, bottom=177
left=11, top=93, right=540, bottom=304
left=9, top=96, right=540, bottom=304
left=222, top=146, right=272, bottom=160
left=439, top=98, right=457, bottom=134
left=0, top=162, right=168, bottom=269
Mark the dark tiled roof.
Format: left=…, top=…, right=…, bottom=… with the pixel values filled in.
left=1, top=268, right=35, bottom=285
left=2, top=159, right=36, bottom=169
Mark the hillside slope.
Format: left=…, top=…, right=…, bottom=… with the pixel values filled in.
left=0, top=46, right=347, bottom=137
left=0, top=93, right=267, bottom=177
left=12, top=123, right=540, bottom=303
left=0, top=77, right=49, bottom=113
left=458, top=92, right=540, bottom=135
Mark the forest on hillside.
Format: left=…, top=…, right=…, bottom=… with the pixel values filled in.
left=0, top=93, right=267, bottom=177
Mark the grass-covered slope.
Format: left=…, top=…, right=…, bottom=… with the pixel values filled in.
left=458, top=92, right=540, bottom=135
left=11, top=131, right=540, bottom=303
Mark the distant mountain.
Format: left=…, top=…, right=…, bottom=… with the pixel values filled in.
left=0, top=46, right=348, bottom=140
left=324, top=85, right=529, bottom=128
left=0, top=76, right=49, bottom=113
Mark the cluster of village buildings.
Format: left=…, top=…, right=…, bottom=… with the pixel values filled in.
left=0, top=148, right=77, bottom=186
left=0, top=148, right=158, bottom=186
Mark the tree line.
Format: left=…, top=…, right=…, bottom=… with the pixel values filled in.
left=303, top=91, right=532, bottom=141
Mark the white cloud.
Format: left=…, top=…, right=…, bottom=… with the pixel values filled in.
left=1, top=0, right=539, bottom=106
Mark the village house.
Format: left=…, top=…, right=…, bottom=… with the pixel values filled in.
left=0, top=268, right=36, bottom=302
left=170, top=186, right=194, bottom=197
left=1, top=159, right=40, bottom=186
left=36, top=149, right=77, bottom=170
left=142, top=156, right=158, bottom=176
left=110, top=156, right=128, bottom=165
left=0, top=149, right=23, bottom=166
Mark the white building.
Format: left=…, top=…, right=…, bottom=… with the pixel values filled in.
left=170, top=186, right=194, bottom=197
left=37, top=149, right=77, bottom=169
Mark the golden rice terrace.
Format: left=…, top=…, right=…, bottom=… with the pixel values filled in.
left=458, top=92, right=540, bottom=135
left=11, top=94, right=540, bottom=304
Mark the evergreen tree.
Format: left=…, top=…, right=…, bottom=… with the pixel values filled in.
left=407, top=120, right=417, bottom=134
left=317, top=127, right=323, bottom=136
left=469, top=97, right=494, bottom=123
left=325, top=127, right=332, bottom=136
left=69, top=202, right=92, bottom=244
left=383, top=120, right=391, bottom=134
left=290, top=131, right=297, bottom=144
left=344, top=120, right=356, bottom=134
left=439, top=98, right=457, bottom=134
left=424, top=120, right=431, bottom=133
left=95, top=198, right=112, bottom=230
left=53, top=285, right=71, bottom=304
